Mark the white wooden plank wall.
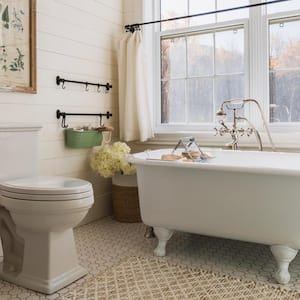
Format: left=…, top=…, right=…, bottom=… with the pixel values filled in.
left=0, top=0, right=123, bottom=223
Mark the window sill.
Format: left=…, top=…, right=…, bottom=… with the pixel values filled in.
left=133, top=130, right=300, bottom=152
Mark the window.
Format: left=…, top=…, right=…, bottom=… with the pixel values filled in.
left=161, top=26, right=245, bottom=124
left=155, top=0, right=300, bottom=132
left=269, top=18, right=300, bottom=122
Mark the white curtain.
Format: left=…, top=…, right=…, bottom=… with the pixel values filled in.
left=118, top=31, right=154, bottom=142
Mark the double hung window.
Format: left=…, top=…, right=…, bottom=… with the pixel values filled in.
left=155, top=0, right=300, bottom=132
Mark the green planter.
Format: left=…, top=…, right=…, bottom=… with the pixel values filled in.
left=65, top=128, right=103, bottom=148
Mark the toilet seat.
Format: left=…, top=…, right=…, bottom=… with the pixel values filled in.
left=0, top=195, right=94, bottom=214
left=0, top=176, right=93, bottom=200
left=0, top=176, right=94, bottom=214
left=1, top=190, right=93, bottom=201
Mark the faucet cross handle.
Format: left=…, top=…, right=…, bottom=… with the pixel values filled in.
left=214, top=127, right=219, bottom=136
left=214, top=126, right=229, bottom=136
left=245, top=127, right=254, bottom=137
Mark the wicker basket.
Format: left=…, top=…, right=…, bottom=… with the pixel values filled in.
left=112, top=184, right=141, bottom=223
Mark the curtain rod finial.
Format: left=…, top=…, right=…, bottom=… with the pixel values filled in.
left=125, top=24, right=141, bottom=33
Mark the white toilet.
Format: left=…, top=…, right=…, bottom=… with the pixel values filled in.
left=0, top=125, right=94, bottom=294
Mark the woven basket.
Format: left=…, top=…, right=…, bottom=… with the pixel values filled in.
left=112, top=184, right=141, bottom=223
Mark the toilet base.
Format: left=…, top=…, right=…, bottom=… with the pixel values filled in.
left=0, top=226, right=89, bottom=294
left=0, top=262, right=87, bottom=294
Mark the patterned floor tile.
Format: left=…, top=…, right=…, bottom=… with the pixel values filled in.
left=1, top=216, right=300, bottom=299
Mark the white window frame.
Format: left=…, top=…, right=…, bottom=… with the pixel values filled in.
left=142, top=0, right=300, bottom=149
left=155, top=20, right=249, bottom=133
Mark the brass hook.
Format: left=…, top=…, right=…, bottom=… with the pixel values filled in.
left=62, top=80, right=66, bottom=89
left=97, top=84, right=101, bottom=93
left=85, top=82, right=89, bottom=91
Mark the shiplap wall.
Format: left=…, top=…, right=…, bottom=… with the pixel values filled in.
left=0, top=0, right=123, bottom=224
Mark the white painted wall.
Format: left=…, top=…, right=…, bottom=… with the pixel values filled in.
left=123, top=0, right=143, bottom=24
left=0, top=0, right=123, bottom=224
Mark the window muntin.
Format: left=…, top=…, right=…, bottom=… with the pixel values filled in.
left=269, top=18, right=300, bottom=123
left=160, top=26, right=245, bottom=124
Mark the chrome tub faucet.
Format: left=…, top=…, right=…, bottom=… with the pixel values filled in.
left=214, top=99, right=275, bottom=151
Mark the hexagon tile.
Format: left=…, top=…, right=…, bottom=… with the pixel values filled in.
left=1, top=217, right=300, bottom=299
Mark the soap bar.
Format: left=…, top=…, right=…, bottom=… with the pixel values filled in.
left=161, top=154, right=181, bottom=161
left=181, top=151, right=200, bottom=159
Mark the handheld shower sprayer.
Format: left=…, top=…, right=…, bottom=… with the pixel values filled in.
left=215, top=99, right=275, bottom=151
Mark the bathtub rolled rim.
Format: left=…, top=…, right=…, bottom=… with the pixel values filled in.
left=129, top=148, right=300, bottom=177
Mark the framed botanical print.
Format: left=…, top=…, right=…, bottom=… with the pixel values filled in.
left=0, top=0, right=36, bottom=93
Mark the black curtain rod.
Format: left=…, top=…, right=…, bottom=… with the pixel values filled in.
left=125, top=0, right=289, bottom=32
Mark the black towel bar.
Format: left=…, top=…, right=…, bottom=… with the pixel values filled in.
left=56, top=109, right=112, bottom=128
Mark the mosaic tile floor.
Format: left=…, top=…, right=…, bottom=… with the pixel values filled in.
left=1, top=216, right=300, bottom=299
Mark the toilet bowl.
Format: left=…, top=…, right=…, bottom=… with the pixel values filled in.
left=0, top=125, right=95, bottom=294
left=0, top=176, right=94, bottom=294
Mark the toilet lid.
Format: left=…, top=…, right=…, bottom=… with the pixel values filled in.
left=0, top=176, right=93, bottom=196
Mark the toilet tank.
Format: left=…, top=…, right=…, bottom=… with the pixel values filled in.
left=0, top=125, right=42, bottom=181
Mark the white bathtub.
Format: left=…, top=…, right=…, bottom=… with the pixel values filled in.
left=129, top=148, right=300, bottom=284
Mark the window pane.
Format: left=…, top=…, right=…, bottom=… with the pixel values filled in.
left=217, top=0, right=249, bottom=23
left=161, top=0, right=188, bottom=31
left=189, top=0, right=216, bottom=27
left=161, top=37, right=186, bottom=79
left=161, top=80, right=186, bottom=123
left=187, top=33, right=214, bottom=77
left=215, top=75, right=245, bottom=121
left=215, top=28, right=244, bottom=74
left=269, top=19, right=300, bottom=123
left=270, top=71, right=300, bottom=122
left=267, top=0, right=300, bottom=14
left=187, top=78, right=213, bottom=123
left=269, top=20, right=300, bottom=70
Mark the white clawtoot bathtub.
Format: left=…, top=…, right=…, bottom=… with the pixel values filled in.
left=129, top=148, right=300, bottom=284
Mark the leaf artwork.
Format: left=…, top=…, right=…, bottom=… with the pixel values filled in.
left=11, top=8, right=24, bottom=32
left=0, top=1, right=34, bottom=90
left=9, top=48, right=25, bottom=72
left=0, top=46, right=8, bottom=71
left=2, top=5, right=9, bottom=29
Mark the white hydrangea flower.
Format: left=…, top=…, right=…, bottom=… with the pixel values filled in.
left=90, top=142, right=136, bottom=178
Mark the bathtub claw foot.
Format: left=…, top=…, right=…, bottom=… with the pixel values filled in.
left=270, top=245, right=298, bottom=284
left=153, top=227, right=174, bottom=257
left=144, top=226, right=155, bottom=238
